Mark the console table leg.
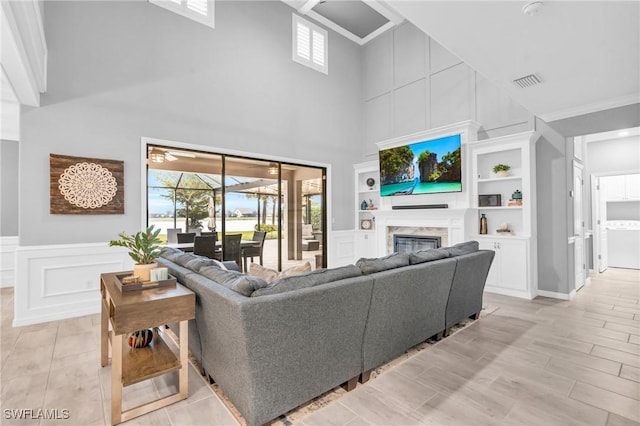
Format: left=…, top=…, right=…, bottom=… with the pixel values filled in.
left=101, top=299, right=109, bottom=367
left=178, top=321, right=188, bottom=398
left=111, top=334, right=123, bottom=425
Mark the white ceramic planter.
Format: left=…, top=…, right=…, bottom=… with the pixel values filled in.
left=133, top=262, right=158, bottom=282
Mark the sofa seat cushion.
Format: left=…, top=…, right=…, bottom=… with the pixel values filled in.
left=444, top=241, right=479, bottom=257
left=251, top=264, right=363, bottom=297
left=199, top=266, right=268, bottom=297
left=409, top=248, right=450, bottom=265
left=356, top=253, right=410, bottom=275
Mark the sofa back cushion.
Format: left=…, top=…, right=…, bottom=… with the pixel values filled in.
left=251, top=264, right=363, bottom=297
left=444, top=241, right=479, bottom=257
left=199, top=266, right=268, bottom=297
left=184, top=257, right=224, bottom=272
left=408, top=248, right=450, bottom=265
left=160, top=247, right=183, bottom=262
left=356, top=253, right=410, bottom=275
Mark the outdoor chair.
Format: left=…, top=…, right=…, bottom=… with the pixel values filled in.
left=167, top=228, right=182, bottom=244
left=193, top=236, right=217, bottom=259
left=219, top=234, right=243, bottom=271
left=177, top=232, right=196, bottom=243
left=242, top=231, right=266, bottom=271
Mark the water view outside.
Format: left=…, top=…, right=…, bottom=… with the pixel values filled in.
left=149, top=217, right=259, bottom=235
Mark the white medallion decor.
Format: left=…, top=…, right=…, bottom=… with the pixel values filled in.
left=50, top=154, right=124, bottom=214
left=58, top=162, right=118, bottom=209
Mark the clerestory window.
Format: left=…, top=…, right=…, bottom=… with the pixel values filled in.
left=292, top=14, right=328, bottom=75
left=150, top=0, right=214, bottom=28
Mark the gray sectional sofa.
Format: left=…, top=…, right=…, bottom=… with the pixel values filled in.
left=157, top=241, right=494, bottom=426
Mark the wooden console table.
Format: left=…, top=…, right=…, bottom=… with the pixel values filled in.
left=100, top=271, right=195, bottom=425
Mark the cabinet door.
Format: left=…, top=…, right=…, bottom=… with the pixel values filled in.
left=498, top=240, right=528, bottom=291
left=604, top=175, right=625, bottom=200
left=625, top=174, right=640, bottom=200
left=478, top=240, right=499, bottom=287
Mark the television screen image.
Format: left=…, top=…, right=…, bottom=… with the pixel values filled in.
left=379, top=134, right=462, bottom=196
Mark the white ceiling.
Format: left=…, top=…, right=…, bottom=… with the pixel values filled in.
left=384, top=1, right=640, bottom=122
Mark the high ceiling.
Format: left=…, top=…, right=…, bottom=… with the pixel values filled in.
left=384, top=0, right=639, bottom=123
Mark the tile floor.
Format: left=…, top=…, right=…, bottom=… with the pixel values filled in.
left=1, top=268, right=638, bottom=425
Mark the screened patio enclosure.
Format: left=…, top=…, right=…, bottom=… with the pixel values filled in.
left=147, top=145, right=326, bottom=271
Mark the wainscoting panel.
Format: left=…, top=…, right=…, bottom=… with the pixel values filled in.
left=328, top=230, right=355, bottom=268
left=14, top=243, right=132, bottom=326
left=1, top=236, right=19, bottom=288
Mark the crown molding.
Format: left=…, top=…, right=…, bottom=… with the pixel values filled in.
left=539, top=93, right=640, bottom=123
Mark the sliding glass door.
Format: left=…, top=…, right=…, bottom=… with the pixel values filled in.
left=147, top=145, right=326, bottom=271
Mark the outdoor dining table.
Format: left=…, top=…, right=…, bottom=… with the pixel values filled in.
left=165, top=240, right=259, bottom=252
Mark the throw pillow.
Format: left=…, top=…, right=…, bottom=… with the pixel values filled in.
left=356, top=252, right=410, bottom=275
left=444, top=241, right=479, bottom=257
left=251, top=264, right=363, bottom=297
left=199, top=266, right=268, bottom=297
left=249, top=263, right=280, bottom=283
left=409, top=248, right=450, bottom=265
left=279, top=261, right=312, bottom=278
left=248, top=262, right=312, bottom=283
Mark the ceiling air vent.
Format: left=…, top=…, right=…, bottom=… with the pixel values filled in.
left=513, top=74, right=542, bottom=88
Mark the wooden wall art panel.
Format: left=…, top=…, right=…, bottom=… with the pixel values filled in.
left=50, top=154, right=124, bottom=214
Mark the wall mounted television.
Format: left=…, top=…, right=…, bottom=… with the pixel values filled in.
left=379, top=134, right=462, bottom=197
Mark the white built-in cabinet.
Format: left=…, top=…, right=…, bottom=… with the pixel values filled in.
left=354, top=161, right=380, bottom=260
left=468, top=131, right=538, bottom=299
left=478, top=238, right=529, bottom=293
left=604, top=174, right=640, bottom=201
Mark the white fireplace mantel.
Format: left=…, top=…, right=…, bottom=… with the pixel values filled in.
left=373, top=208, right=470, bottom=255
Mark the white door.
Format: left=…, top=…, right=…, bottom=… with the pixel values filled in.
left=592, top=176, right=608, bottom=272
left=573, top=162, right=585, bottom=290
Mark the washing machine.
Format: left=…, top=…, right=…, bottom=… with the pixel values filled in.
left=607, top=220, right=640, bottom=269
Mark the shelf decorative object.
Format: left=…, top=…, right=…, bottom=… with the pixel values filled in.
left=109, top=225, right=163, bottom=283
left=480, top=214, right=488, bottom=235
left=128, top=328, right=154, bottom=348
left=492, top=164, right=511, bottom=177
left=496, top=222, right=513, bottom=235
left=366, top=177, right=376, bottom=189
left=508, top=189, right=523, bottom=206
left=360, top=219, right=373, bottom=230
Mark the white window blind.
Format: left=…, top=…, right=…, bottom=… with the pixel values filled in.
left=150, top=0, right=214, bottom=28
left=292, top=14, right=328, bottom=74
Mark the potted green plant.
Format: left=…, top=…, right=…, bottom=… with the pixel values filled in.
left=109, top=225, right=163, bottom=282
left=492, top=164, right=511, bottom=177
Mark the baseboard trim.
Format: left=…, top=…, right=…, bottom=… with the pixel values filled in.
left=536, top=289, right=572, bottom=300
left=484, top=285, right=535, bottom=300
left=14, top=242, right=132, bottom=327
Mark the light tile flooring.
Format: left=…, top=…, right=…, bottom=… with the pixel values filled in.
left=1, top=268, right=638, bottom=425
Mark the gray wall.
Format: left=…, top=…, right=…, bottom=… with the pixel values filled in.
left=20, top=1, right=362, bottom=246
left=535, top=119, right=572, bottom=295
left=586, top=136, right=640, bottom=175
left=548, top=103, right=640, bottom=138
left=360, top=21, right=533, bottom=158
left=1, top=140, right=19, bottom=236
